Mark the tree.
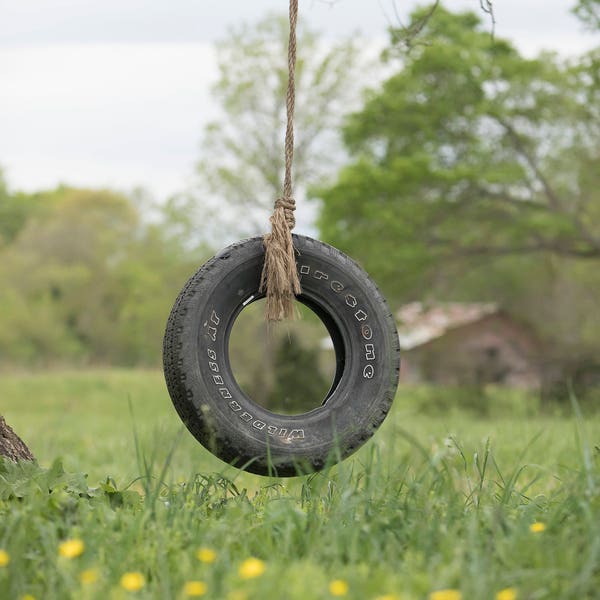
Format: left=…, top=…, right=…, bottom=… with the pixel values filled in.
left=268, top=333, right=329, bottom=414
left=182, top=13, right=369, bottom=245
left=0, top=417, right=34, bottom=462
left=573, top=0, right=600, bottom=29
left=0, top=185, right=204, bottom=367
left=0, top=170, right=44, bottom=246
left=0, top=187, right=138, bottom=364
left=317, top=5, right=600, bottom=303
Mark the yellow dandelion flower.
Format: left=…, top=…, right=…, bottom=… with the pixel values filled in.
left=58, top=538, right=85, bottom=559
left=329, top=579, right=349, bottom=597
left=429, top=590, right=462, bottom=600
left=120, top=571, right=145, bottom=592
left=496, top=588, right=517, bottom=600
left=238, top=557, right=266, bottom=579
left=21, top=595, right=36, bottom=600
left=529, top=522, right=546, bottom=533
left=0, top=549, right=10, bottom=567
left=183, top=580, right=207, bottom=597
left=196, top=547, right=217, bottom=563
left=79, top=568, right=100, bottom=585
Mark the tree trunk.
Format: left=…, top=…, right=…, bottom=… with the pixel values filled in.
left=0, top=415, right=35, bottom=462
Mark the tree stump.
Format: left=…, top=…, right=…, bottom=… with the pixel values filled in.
left=0, top=415, right=34, bottom=462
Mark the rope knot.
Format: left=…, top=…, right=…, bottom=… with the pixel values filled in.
left=274, top=197, right=296, bottom=229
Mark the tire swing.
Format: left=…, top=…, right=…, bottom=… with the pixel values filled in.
left=163, top=0, right=400, bottom=477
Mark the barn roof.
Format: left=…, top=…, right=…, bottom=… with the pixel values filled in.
left=397, top=302, right=499, bottom=350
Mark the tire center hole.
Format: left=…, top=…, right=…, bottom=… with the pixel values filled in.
left=228, top=298, right=337, bottom=415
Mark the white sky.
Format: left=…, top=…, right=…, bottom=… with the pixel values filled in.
left=0, top=0, right=597, bottom=207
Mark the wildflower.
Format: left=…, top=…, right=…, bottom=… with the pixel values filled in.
left=238, top=557, right=266, bottom=579
left=58, top=538, right=85, bottom=559
left=79, top=568, right=100, bottom=585
left=429, top=590, right=462, bottom=600
left=21, top=595, right=36, bottom=600
left=183, top=580, right=207, bottom=597
left=496, top=588, right=517, bottom=600
left=329, top=579, right=349, bottom=596
left=529, top=522, right=546, bottom=533
left=196, top=547, right=217, bottom=563
left=0, top=549, right=9, bottom=567
left=120, top=571, right=145, bottom=592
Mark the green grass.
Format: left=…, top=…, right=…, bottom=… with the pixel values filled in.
left=1, top=370, right=600, bottom=599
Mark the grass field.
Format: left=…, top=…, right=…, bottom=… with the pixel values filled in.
left=1, top=370, right=599, bottom=599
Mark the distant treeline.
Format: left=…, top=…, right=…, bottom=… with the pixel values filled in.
left=0, top=181, right=205, bottom=366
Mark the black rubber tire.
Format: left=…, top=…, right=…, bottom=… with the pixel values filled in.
left=163, top=235, right=400, bottom=477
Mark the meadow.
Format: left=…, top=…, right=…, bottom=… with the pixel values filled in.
left=1, top=370, right=599, bottom=599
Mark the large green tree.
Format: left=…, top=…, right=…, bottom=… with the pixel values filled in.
left=181, top=13, right=369, bottom=244
left=318, top=5, right=600, bottom=304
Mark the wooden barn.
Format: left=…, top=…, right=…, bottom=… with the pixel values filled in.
left=397, top=302, right=542, bottom=388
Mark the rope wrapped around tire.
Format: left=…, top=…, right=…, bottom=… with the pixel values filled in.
left=163, top=235, right=400, bottom=477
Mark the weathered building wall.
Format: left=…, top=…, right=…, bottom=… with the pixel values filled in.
left=400, top=314, right=541, bottom=388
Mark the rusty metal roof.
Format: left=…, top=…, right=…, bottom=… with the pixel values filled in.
left=397, top=302, right=499, bottom=350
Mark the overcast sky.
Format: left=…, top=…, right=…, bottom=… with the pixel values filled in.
left=1, top=0, right=597, bottom=211
left=1, top=0, right=596, bottom=46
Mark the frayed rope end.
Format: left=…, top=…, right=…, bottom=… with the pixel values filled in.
left=260, top=201, right=301, bottom=321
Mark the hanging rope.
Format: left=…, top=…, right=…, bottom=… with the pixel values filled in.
left=260, top=0, right=302, bottom=321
